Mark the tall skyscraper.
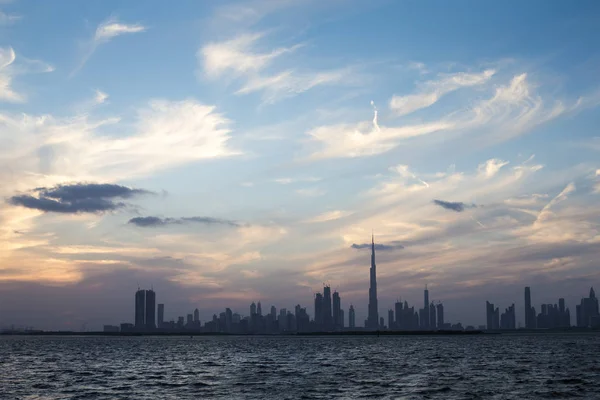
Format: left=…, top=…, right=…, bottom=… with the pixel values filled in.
left=250, top=302, right=257, bottom=316
left=135, top=289, right=145, bottom=329
left=157, top=303, right=164, bottom=328
left=429, top=302, right=436, bottom=330
left=193, top=308, right=199, bottom=323
left=394, top=300, right=403, bottom=330
left=332, top=290, right=341, bottom=330
left=423, top=285, right=430, bottom=329
left=257, top=302, right=262, bottom=316
left=524, top=286, right=533, bottom=329
left=270, top=305, right=277, bottom=319
left=367, top=234, right=379, bottom=330
left=314, top=293, right=323, bottom=329
left=145, top=289, right=156, bottom=330
left=323, top=285, right=332, bottom=330
left=436, top=302, right=444, bottom=328
left=348, top=305, right=355, bottom=328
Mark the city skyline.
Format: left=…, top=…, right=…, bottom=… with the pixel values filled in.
left=1, top=1, right=600, bottom=331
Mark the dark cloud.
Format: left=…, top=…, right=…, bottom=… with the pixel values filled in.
left=433, top=199, right=476, bottom=212
left=128, top=216, right=241, bottom=228
left=8, top=183, right=151, bottom=214
left=351, top=241, right=404, bottom=251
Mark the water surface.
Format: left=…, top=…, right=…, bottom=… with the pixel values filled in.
left=1, top=333, right=599, bottom=399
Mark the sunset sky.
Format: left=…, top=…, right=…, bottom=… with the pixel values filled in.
left=1, top=0, right=599, bottom=330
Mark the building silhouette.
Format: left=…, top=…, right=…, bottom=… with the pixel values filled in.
left=366, top=234, right=379, bottom=330
left=145, top=289, right=156, bottom=330
left=348, top=305, right=356, bottom=329
left=423, top=286, right=430, bottom=330
left=323, top=285, right=333, bottom=330
left=157, top=303, right=164, bottom=328
left=500, top=304, right=516, bottom=329
left=524, top=286, right=535, bottom=329
left=429, top=302, right=436, bottom=330
left=314, top=292, right=323, bottom=330
left=576, top=287, right=599, bottom=328
left=436, top=302, right=444, bottom=328
left=387, top=309, right=394, bottom=330
left=332, top=290, right=342, bottom=330
left=135, top=289, right=145, bottom=329
left=485, top=301, right=500, bottom=330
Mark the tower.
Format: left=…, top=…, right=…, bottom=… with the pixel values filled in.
left=145, top=289, right=156, bottom=330
left=525, top=286, right=532, bottom=329
left=332, top=290, right=341, bottom=330
left=367, top=233, right=379, bottom=330
left=423, top=285, right=430, bottom=329
left=157, top=303, right=164, bottom=328
left=349, top=305, right=356, bottom=328
left=135, top=289, right=145, bottom=329
left=323, top=285, right=332, bottom=330
left=257, top=301, right=262, bottom=316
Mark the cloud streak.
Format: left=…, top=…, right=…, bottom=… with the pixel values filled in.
left=128, top=216, right=242, bottom=228
left=9, top=183, right=151, bottom=214
left=351, top=241, right=405, bottom=251
left=390, top=69, right=495, bottom=116
left=72, top=17, right=146, bottom=76
left=433, top=199, right=477, bottom=213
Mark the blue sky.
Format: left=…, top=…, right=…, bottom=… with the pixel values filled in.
left=1, top=0, right=599, bottom=330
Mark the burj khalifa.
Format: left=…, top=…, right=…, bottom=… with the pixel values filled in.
left=367, top=234, right=379, bottom=330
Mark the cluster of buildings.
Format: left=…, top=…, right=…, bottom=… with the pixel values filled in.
left=484, top=285, right=599, bottom=330
left=103, top=235, right=599, bottom=333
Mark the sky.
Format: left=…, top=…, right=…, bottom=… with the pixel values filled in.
left=1, top=0, right=600, bottom=331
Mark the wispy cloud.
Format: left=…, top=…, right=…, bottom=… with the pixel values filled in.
left=0, top=9, right=20, bottom=26
left=307, top=69, right=582, bottom=159
left=296, top=187, right=325, bottom=197
left=305, top=210, right=352, bottom=223
left=93, top=89, right=108, bottom=105
left=128, top=216, right=242, bottom=228
left=72, top=17, right=146, bottom=76
left=200, top=32, right=358, bottom=104
left=273, top=176, right=321, bottom=185
left=0, top=98, right=240, bottom=184
left=390, top=69, right=495, bottom=116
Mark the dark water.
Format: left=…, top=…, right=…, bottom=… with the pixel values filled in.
left=1, top=334, right=599, bottom=399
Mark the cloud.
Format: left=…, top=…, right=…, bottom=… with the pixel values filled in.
left=307, top=68, right=588, bottom=160
left=433, top=199, right=476, bottom=212
left=477, top=158, right=509, bottom=179
left=351, top=241, right=405, bottom=251
left=305, top=210, right=352, bottom=223
left=0, top=46, right=20, bottom=102
left=128, top=216, right=242, bottom=228
left=0, top=98, right=240, bottom=184
left=8, top=183, right=151, bottom=214
left=390, top=69, right=495, bottom=116
left=72, top=17, right=146, bottom=76
left=200, top=32, right=358, bottom=103
left=273, top=176, right=321, bottom=185
left=94, top=19, right=146, bottom=42
left=0, top=10, right=20, bottom=26
left=295, top=187, right=325, bottom=197
left=93, top=89, right=108, bottom=105
left=201, top=32, right=299, bottom=78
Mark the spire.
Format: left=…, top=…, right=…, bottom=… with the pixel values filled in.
left=590, top=287, right=596, bottom=299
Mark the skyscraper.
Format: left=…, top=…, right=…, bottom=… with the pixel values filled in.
left=332, top=290, right=341, bottom=330
left=135, top=289, right=145, bottom=329
left=436, top=302, right=444, bottom=328
left=525, top=286, right=533, bottom=329
left=157, top=303, right=164, bottom=328
left=367, top=234, right=379, bottom=330
left=394, top=300, right=403, bottom=330
left=429, top=302, right=436, bottom=330
left=257, top=302, right=262, bottom=316
left=250, top=302, right=257, bottom=316
left=314, top=293, right=323, bottom=330
left=349, top=305, right=356, bottom=329
left=323, top=285, right=332, bottom=330
left=193, top=308, right=199, bottom=323
left=423, top=285, right=430, bottom=329
left=145, top=289, right=156, bottom=330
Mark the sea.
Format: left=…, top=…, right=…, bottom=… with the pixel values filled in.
left=1, top=333, right=599, bottom=399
